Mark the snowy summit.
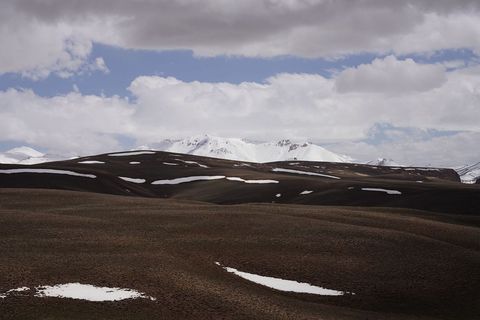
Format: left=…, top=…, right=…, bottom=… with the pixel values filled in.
left=149, top=135, right=352, bottom=163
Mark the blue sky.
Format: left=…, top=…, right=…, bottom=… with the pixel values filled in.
left=0, top=44, right=477, bottom=99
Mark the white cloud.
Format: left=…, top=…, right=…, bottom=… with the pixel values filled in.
left=0, top=89, right=132, bottom=155
left=329, top=131, right=480, bottom=167
left=335, top=55, right=446, bottom=94
left=92, top=57, right=110, bottom=74
left=0, top=2, right=119, bottom=79
left=127, top=58, right=480, bottom=144
left=2, top=1, right=480, bottom=76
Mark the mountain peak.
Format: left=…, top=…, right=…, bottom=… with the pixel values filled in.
left=367, top=158, right=402, bottom=167
left=6, top=146, right=45, bottom=158
left=150, top=136, right=352, bottom=163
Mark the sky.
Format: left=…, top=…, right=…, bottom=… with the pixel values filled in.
left=1, top=0, right=480, bottom=166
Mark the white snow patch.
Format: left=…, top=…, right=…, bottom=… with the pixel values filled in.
left=7, top=146, right=44, bottom=158
left=129, top=161, right=140, bottom=165
left=300, top=190, right=313, bottom=195
left=175, top=159, right=209, bottom=168
left=0, top=287, right=30, bottom=299
left=119, top=177, right=146, bottom=184
left=215, top=262, right=348, bottom=296
left=78, top=161, right=105, bottom=164
left=275, top=193, right=282, bottom=198
left=0, top=168, right=96, bottom=178
left=1, top=283, right=155, bottom=301
left=272, top=168, right=340, bottom=179
left=405, top=168, right=440, bottom=172
left=361, top=188, right=402, bottom=195
left=233, top=163, right=253, bottom=167
left=163, top=162, right=178, bottom=166
left=108, top=151, right=155, bottom=157
left=36, top=283, right=155, bottom=301
left=226, top=177, right=279, bottom=184
left=152, top=176, right=225, bottom=185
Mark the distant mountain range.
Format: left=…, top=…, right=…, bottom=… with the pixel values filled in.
left=146, top=135, right=353, bottom=163
left=0, top=146, right=64, bottom=165
left=365, top=158, right=403, bottom=167
left=455, top=162, right=480, bottom=184
left=1, top=135, right=479, bottom=184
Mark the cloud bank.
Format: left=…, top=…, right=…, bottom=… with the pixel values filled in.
left=0, top=56, right=479, bottom=165
left=2, top=0, right=480, bottom=76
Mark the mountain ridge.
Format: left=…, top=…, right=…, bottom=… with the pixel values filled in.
left=145, top=134, right=353, bottom=163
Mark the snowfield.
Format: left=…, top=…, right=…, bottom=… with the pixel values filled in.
left=215, top=262, right=348, bottom=296
left=150, top=135, right=352, bottom=163
left=0, top=283, right=155, bottom=301
left=0, top=168, right=96, bottom=178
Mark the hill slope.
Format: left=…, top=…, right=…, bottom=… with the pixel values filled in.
left=1, top=149, right=477, bottom=215
left=0, top=188, right=479, bottom=320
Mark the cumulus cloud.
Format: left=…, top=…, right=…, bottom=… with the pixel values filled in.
left=329, top=131, right=480, bottom=167
left=2, top=1, right=480, bottom=76
left=0, top=89, right=132, bottom=155
left=335, top=55, right=447, bottom=94
left=127, top=58, right=480, bottom=144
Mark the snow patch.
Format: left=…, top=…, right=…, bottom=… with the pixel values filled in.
left=215, top=262, right=348, bottom=296
left=0, top=283, right=155, bottom=301
left=7, top=147, right=45, bottom=158
left=300, top=190, right=313, bottom=195
left=119, top=176, right=146, bottom=184
left=163, top=162, right=178, bottom=166
left=233, top=163, right=252, bottom=167
left=0, top=169, right=96, bottom=178
left=152, top=176, right=225, bottom=185
left=175, top=159, right=209, bottom=168
left=275, top=193, right=282, bottom=198
left=272, top=168, right=340, bottom=179
left=78, top=160, right=105, bottom=164
left=0, top=287, right=30, bottom=299
left=129, top=161, right=140, bottom=165
left=226, top=177, right=279, bottom=184
left=361, top=188, right=402, bottom=195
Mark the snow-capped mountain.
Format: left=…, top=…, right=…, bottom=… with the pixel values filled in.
left=366, top=158, right=403, bottom=167
left=0, top=147, right=64, bottom=165
left=454, top=162, right=480, bottom=184
left=149, top=135, right=352, bottom=163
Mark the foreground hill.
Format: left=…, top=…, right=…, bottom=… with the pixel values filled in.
left=0, top=150, right=478, bottom=215
left=0, top=188, right=479, bottom=320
